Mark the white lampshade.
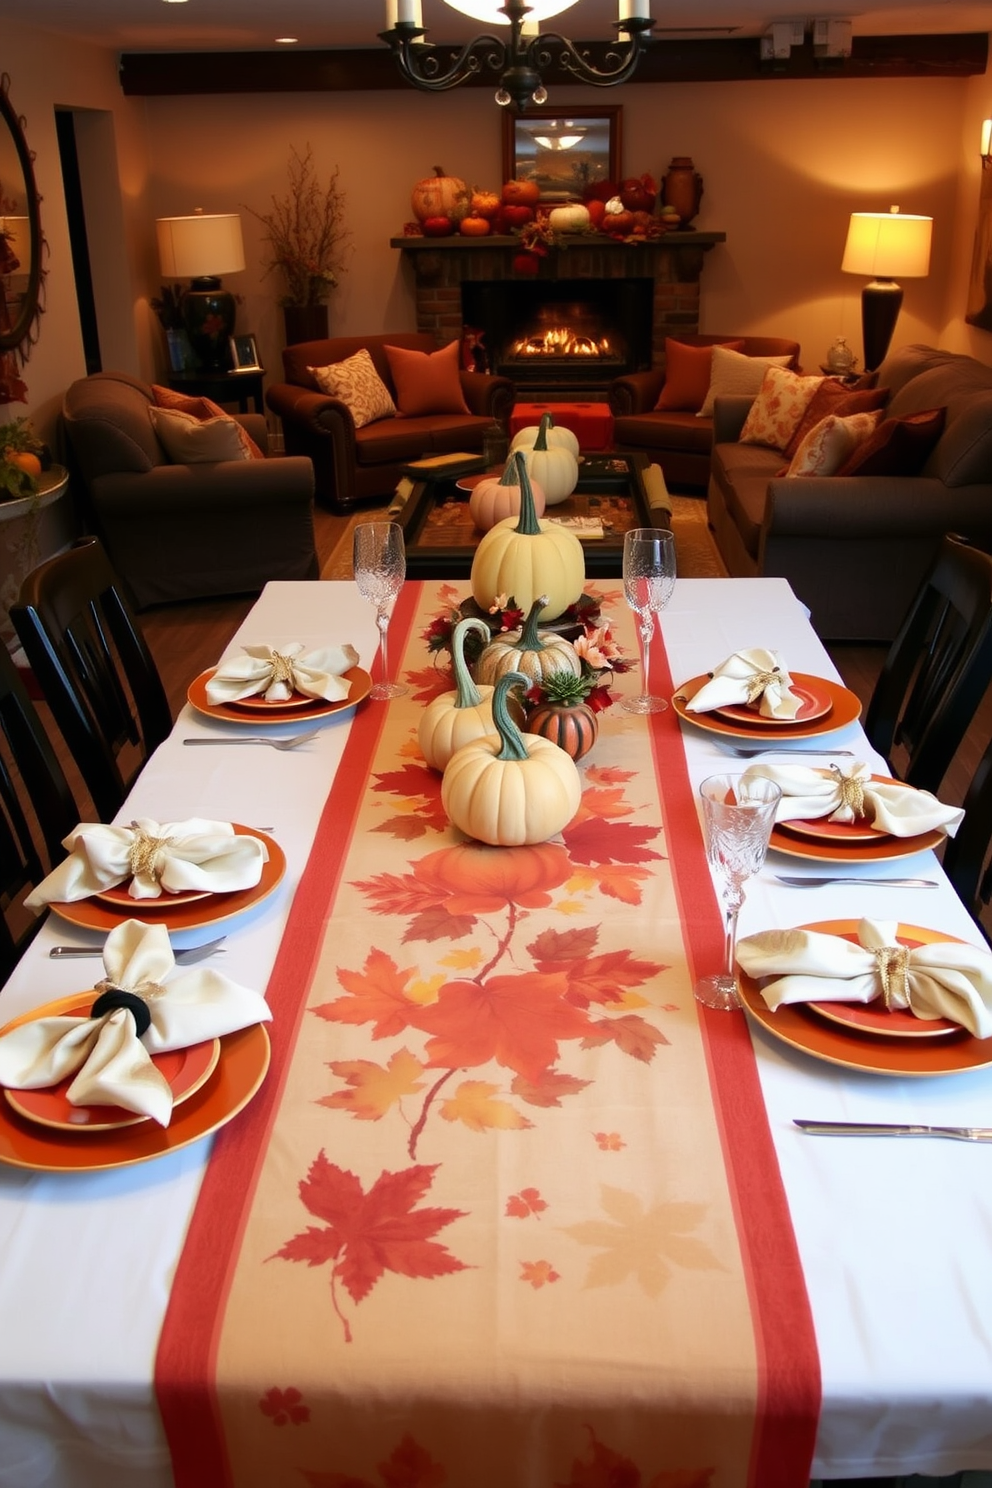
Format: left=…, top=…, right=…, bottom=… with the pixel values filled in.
left=442, top=1, right=578, bottom=22
left=841, top=208, right=932, bottom=280
left=156, top=211, right=245, bottom=280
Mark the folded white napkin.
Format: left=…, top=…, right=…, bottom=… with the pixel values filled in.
left=685, top=649, right=801, bottom=719
left=0, top=920, right=272, bottom=1124
left=24, top=817, right=268, bottom=910
left=206, top=642, right=359, bottom=705
left=742, top=761, right=964, bottom=838
left=736, top=917, right=992, bottom=1038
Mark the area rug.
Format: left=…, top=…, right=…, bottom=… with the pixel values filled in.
left=320, top=495, right=728, bottom=582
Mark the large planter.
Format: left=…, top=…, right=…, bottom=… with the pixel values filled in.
left=283, top=304, right=329, bottom=345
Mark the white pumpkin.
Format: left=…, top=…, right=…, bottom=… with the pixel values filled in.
left=418, top=617, right=498, bottom=772
left=548, top=202, right=591, bottom=234
left=474, top=596, right=582, bottom=687
left=471, top=452, right=585, bottom=622
left=510, top=411, right=580, bottom=460
left=515, top=417, right=579, bottom=507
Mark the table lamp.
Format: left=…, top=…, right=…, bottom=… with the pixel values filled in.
left=156, top=210, right=245, bottom=370
left=841, top=205, right=932, bottom=373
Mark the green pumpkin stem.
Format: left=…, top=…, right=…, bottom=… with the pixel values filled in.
left=451, top=617, right=490, bottom=708
left=515, top=595, right=550, bottom=653
left=534, top=412, right=554, bottom=452
left=509, top=450, right=543, bottom=536
left=492, top=671, right=532, bottom=762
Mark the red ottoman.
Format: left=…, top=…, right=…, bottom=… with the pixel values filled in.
left=509, top=401, right=614, bottom=452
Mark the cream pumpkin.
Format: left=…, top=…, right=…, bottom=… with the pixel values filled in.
left=514, top=415, right=580, bottom=506
left=474, top=595, right=581, bottom=687
left=468, top=462, right=546, bottom=532
left=441, top=671, right=581, bottom=846
left=471, top=452, right=584, bottom=621
left=418, top=617, right=502, bottom=772
left=547, top=202, right=591, bottom=234
left=510, top=411, right=580, bottom=461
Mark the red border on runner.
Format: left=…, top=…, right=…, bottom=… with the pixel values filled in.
left=647, top=631, right=821, bottom=1488
left=155, top=582, right=422, bottom=1488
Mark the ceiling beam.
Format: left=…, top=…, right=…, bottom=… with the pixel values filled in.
left=119, top=32, right=988, bottom=96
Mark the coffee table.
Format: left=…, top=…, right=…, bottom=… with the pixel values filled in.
left=392, top=451, right=665, bottom=579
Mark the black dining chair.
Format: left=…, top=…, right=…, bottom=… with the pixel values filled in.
left=10, top=535, right=173, bottom=823
left=864, top=534, right=992, bottom=797
left=0, top=642, right=80, bottom=984
left=941, top=734, right=992, bottom=946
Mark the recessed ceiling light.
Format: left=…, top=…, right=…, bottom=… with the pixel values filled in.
left=162, top=1, right=188, bottom=6
left=275, top=36, right=299, bottom=44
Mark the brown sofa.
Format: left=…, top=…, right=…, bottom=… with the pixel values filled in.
left=608, top=334, right=802, bottom=490
left=706, top=344, right=992, bottom=642
left=265, top=332, right=516, bottom=512
left=61, top=372, right=317, bottom=609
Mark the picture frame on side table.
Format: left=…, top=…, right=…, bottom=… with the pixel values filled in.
left=502, top=106, right=621, bottom=202
left=229, top=333, right=262, bottom=372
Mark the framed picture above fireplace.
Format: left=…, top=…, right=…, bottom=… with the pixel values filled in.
left=502, top=106, right=621, bottom=203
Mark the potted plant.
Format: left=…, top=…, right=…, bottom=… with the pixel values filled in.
left=245, top=145, right=352, bottom=345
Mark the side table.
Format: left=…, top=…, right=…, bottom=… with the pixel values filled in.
left=166, top=369, right=266, bottom=414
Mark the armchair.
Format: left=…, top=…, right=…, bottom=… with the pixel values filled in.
left=265, top=333, right=515, bottom=512
left=62, top=372, right=317, bottom=609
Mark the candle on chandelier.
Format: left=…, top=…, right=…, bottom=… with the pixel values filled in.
left=386, top=0, right=423, bottom=26
left=619, top=0, right=651, bottom=19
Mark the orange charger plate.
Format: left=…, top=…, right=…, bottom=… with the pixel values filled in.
left=672, top=673, right=861, bottom=740
left=187, top=666, right=371, bottom=725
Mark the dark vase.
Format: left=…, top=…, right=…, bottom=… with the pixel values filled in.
left=661, top=157, right=704, bottom=229
left=283, top=304, right=329, bottom=345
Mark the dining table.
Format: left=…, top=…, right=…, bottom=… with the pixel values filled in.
left=2, top=571, right=992, bottom=1488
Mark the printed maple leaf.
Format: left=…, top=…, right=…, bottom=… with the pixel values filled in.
left=593, top=1132, right=625, bottom=1151
left=302, top=1431, right=447, bottom=1488
left=511, top=1069, right=592, bottom=1107
left=520, top=1259, right=560, bottom=1288
left=403, top=904, right=477, bottom=945
left=587, top=863, right=653, bottom=905
left=372, top=813, right=437, bottom=842
left=584, top=764, right=636, bottom=787
left=578, top=785, right=636, bottom=821
left=506, top=1186, right=547, bottom=1219
left=258, top=1385, right=309, bottom=1426
left=529, top=925, right=600, bottom=963
left=562, top=817, right=662, bottom=867
left=312, top=949, right=419, bottom=1039
left=351, top=871, right=443, bottom=918
left=372, top=762, right=441, bottom=801
left=557, top=1427, right=714, bottom=1488
left=410, top=972, right=594, bottom=1083
left=529, top=938, right=662, bottom=1009
left=273, top=1153, right=468, bottom=1342
left=561, top=1185, right=720, bottom=1298
left=439, top=1079, right=533, bottom=1133
left=582, top=1013, right=669, bottom=1062
left=319, top=1048, right=426, bottom=1120
left=408, top=663, right=453, bottom=704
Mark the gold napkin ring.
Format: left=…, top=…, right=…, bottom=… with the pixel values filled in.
left=745, top=668, right=781, bottom=704
left=270, top=650, right=297, bottom=686
left=90, top=984, right=152, bottom=1038
left=128, top=826, right=175, bottom=883
left=832, top=766, right=868, bottom=820
left=874, top=945, right=910, bottom=1009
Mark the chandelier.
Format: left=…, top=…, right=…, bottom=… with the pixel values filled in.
left=380, top=1, right=655, bottom=113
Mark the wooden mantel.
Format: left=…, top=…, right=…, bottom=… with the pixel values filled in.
left=391, top=231, right=727, bottom=368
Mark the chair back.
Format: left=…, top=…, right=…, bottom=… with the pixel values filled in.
left=942, top=734, right=992, bottom=943
left=864, top=533, right=992, bottom=794
left=10, top=536, right=172, bottom=822
left=0, top=644, right=79, bottom=984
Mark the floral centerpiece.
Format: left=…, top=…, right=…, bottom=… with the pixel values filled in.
left=245, top=145, right=352, bottom=309
left=0, top=415, right=44, bottom=501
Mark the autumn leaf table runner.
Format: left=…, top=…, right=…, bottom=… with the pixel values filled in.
left=155, top=581, right=820, bottom=1488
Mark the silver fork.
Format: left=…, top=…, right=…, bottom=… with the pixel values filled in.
left=725, top=746, right=856, bottom=758
left=795, top=1119, right=992, bottom=1142
left=50, top=936, right=227, bottom=962
left=182, top=730, right=321, bottom=751
left=774, top=876, right=938, bottom=888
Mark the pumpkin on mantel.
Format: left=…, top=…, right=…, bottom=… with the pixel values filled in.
left=471, top=452, right=584, bottom=620
left=411, top=166, right=470, bottom=225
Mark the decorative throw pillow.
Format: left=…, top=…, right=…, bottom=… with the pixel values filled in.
left=384, top=338, right=470, bottom=418
left=836, top=407, right=947, bottom=478
left=308, top=348, right=396, bottom=429
left=783, top=381, right=889, bottom=458
left=738, top=366, right=824, bottom=451
left=697, top=347, right=795, bottom=418
left=149, top=405, right=251, bottom=464
left=151, top=384, right=264, bottom=459
left=654, top=338, right=744, bottom=412
left=784, top=410, right=884, bottom=478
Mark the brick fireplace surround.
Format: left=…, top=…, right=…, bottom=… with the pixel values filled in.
left=390, top=230, right=727, bottom=387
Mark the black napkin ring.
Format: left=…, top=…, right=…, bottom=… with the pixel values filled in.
left=91, top=985, right=152, bottom=1038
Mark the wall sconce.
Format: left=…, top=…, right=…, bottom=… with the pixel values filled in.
left=156, top=209, right=245, bottom=370
left=981, top=118, right=992, bottom=169
left=841, top=205, right=932, bottom=373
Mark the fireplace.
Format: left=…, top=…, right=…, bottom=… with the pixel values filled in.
left=462, top=278, right=652, bottom=399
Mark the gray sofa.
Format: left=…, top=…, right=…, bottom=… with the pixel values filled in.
left=62, top=372, right=318, bottom=609
left=706, top=344, right=992, bottom=641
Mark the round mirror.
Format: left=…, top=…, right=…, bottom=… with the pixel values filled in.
left=0, top=73, right=43, bottom=356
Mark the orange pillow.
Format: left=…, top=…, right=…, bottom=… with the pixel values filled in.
left=384, top=339, right=470, bottom=418
left=151, top=384, right=264, bottom=459
left=655, top=338, right=745, bottom=412
left=783, top=381, right=889, bottom=458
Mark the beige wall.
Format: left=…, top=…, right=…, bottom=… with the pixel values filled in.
left=2, top=19, right=990, bottom=448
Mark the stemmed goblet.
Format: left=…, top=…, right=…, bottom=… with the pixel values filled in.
left=621, top=527, right=677, bottom=714
left=353, top=521, right=409, bottom=701
left=693, top=773, right=782, bottom=1012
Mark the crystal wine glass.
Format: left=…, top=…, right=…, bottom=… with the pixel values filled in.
left=353, top=521, right=408, bottom=701
left=693, top=773, right=782, bottom=1012
left=621, top=527, right=677, bottom=714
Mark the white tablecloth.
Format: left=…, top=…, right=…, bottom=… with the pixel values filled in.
left=1, top=577, right=991, bottom=1487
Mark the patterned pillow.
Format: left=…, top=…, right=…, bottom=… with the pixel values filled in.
left=149, top=405, right=251, bottom=463
left=697, top=347, right=795, bottom=418
left=738, top=366, right=824, bottom=451
left=836, top=407, right=946, bottom=477
left=384, top=338, right=470, bottom=417
left=309, top=349, right=396, bottom=429
left=784, top=410, right=884, bottom=478
left=654, top=338, right=744, bottom=412
left=783, top=381, right=889, bottom=458
left=151, top=384, right=264, bottom=459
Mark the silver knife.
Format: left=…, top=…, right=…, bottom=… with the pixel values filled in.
left=794, top=1119, right=992, bottom=1142
left=775, top=876, right=938, bottom=888
left=50, top=937, right=226, bottom=963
